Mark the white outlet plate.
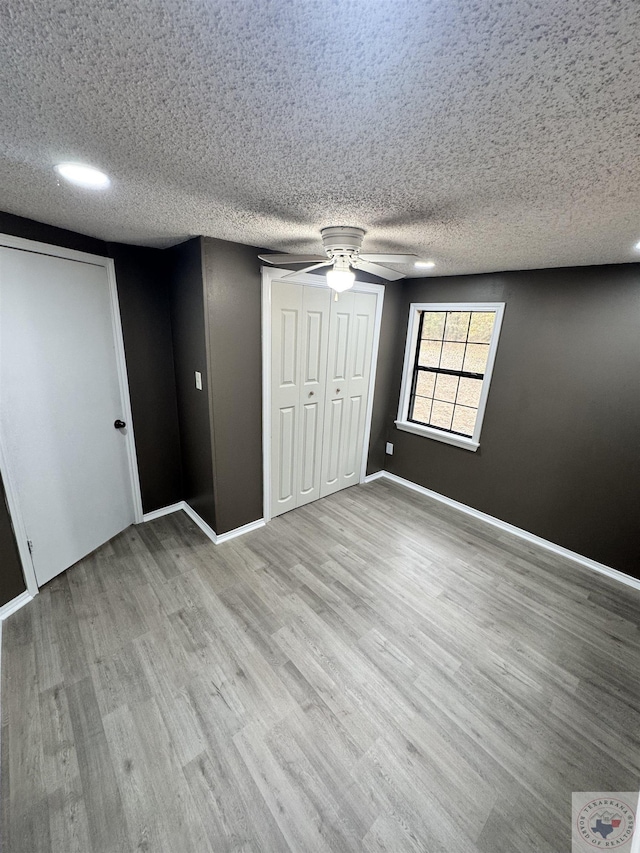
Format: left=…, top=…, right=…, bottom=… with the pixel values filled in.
left=195, top=371, right=202, bottom=390
left=385, top=442, right=394, bottom=455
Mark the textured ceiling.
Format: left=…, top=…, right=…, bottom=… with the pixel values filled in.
left=1, top=0, right=640, bottom=276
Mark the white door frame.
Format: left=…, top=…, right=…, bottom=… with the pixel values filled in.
left=261, top=266, right=385, bottom=523
left=0, top=233, right=144, bottom=596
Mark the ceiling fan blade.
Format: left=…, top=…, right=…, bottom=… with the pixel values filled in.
left=354, top=260, right=406, bottom=281
left=358, top=253, right=418, bottom=264
left=280, top=261, right=333, bottom=279
left=258, top=253, right=327, bottom=265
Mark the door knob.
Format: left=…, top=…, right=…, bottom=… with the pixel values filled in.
left=114, top=419, right=126, bottom=429
left=308, top=391, right=315, bottom=397
left=336, top=388, right=341, bottom=393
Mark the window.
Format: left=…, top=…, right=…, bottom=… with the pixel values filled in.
left=396, top=303, right=505, bottom=451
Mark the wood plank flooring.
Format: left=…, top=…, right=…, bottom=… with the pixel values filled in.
left=2, top=479, right=640, bottom=852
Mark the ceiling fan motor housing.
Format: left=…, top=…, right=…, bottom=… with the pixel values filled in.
left=320, top=226, right=365, bottom=259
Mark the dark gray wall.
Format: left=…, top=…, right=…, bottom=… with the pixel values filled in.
left=0, top=212, right=183, bottom=604
left=378, top=265, right=640, bottom=576
left=108, top=243, right=182, bottom=512
left=202, top=237, right=263, bottom=533
left=167, top=238, right=217, bottom=530
left=367, top=282, right=405, bottom=474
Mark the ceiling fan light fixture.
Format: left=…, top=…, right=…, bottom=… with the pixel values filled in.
left=326, top=265, right=355, bottom=292
left=415, top=260, right=435, bottom=269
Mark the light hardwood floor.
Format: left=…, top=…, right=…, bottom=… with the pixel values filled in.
left=2, top=479, right=640, bottom=852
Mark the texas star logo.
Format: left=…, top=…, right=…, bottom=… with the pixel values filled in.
left=576, top=798, right=635, bottom=847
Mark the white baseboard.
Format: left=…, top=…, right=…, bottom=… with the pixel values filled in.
left=180, top=502, right=219, bottom=544
left=142, top=502, right=184, bottom=522
left=364, top=471, right=640, bottom=594
left=142, top=500, right=264, bottom=547
left=216, top=518, right=266, bottom=543
left=0, top=590, right=33, bottom=622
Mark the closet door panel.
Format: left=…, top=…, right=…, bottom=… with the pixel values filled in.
left=299, top=401, right=320, bottom=495
left=339, top=292, right=378, bottom=490
left=320, top=293, right=353, bottom=497
left=296, top=286, right=330, bottom=506
left=343, top=394, right=363, bottom=480
left=327, top=302, right=352, bottom=384
left=278, top=406, right=297, bottom=503
left=270, top=281, right=302, bottom=517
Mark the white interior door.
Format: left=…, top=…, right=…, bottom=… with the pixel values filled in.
left=320, top=291, right=377, bottom=498
left=0, top=246, right=138, bottom=587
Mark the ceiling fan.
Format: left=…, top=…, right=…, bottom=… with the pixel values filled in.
left=258, top=226, right=419, bottom=292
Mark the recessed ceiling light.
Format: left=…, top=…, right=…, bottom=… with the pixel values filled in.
left=415, top=260, right=435, bottom=269
left=54, top=162, right=110, bottom=190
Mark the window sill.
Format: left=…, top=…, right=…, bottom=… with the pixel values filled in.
left=394, top=420, right=479, bottom=452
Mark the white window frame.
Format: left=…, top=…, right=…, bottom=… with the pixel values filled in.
left=395, top=302, right=505, bottom=452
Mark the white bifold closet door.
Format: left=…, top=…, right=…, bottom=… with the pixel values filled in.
left=0, top=246, right=137, bottom=587
left=270, top=280, right=377, bottom=518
